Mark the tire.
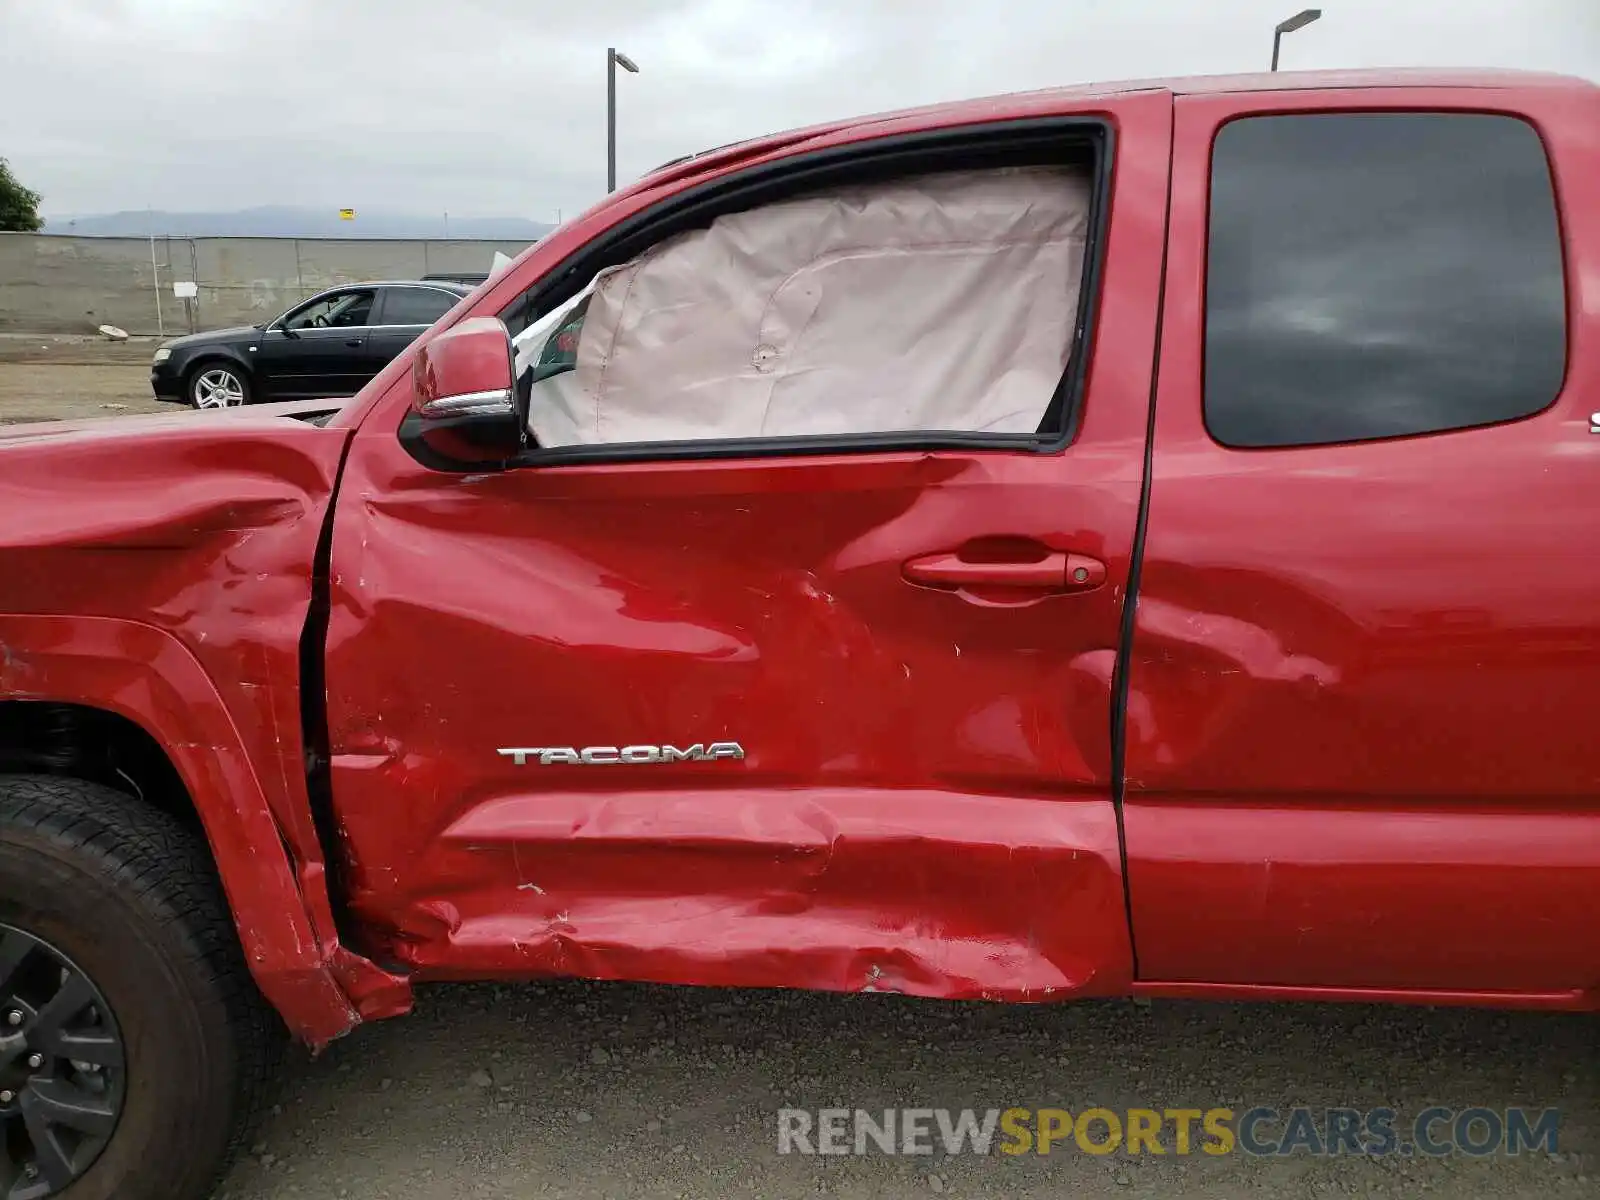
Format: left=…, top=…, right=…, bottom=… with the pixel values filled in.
left=0, top=775, right=281, bottom=1200
left=186, top=361, right=251, bottom=409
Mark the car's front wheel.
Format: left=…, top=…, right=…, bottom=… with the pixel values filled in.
left=0, top=775, right=280, bottom=1200
left=186, top=363, right=251, bottom=409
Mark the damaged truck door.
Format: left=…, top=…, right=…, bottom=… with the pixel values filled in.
left=318, top=91, right=1174, bottom=998
left=1122, top=88, right=1600, bottom=1000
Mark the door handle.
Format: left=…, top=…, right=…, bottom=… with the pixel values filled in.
left=902, top=550, right=1106, bottom=592
left=344, top=338, right=363, bottom=348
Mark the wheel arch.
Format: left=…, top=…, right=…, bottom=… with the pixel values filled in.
left=0, top=700, right=197, bottom=831
left=0, top=614, right=364, bottom=1045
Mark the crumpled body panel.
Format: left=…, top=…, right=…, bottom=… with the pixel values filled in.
left=322, top=440, right=1144, bottom=1000
left=413, top=787, right=1127, bottom=999
left=0, top=406, right=406, bottom=1043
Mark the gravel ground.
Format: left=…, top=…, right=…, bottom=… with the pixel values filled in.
left=0, top=363, right=169, bottom=423
left=0, top=341, right=169, bottom=424
left=3, top=351, right=1595, bottom=1200
left=211, top=981, right=1597, bottom=1200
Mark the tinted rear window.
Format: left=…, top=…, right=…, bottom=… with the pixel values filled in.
left=1205, top=113, right=1566, bottom=448
left=383, top=287, right=458, bottom=326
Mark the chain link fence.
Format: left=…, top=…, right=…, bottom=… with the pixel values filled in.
left=0, top=232, right=533, bottom=335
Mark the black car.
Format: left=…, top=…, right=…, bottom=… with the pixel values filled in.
left=150, top=280, right=473, bottom=408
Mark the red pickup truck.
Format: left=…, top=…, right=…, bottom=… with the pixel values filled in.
left=2, top=67, right=1596, bottom=1200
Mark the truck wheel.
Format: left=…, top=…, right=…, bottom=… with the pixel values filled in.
left=186, top=362, right=250, bottom=409
left=0, top=775, right=281, bottom=1200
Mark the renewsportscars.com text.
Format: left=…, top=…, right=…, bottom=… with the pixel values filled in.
left=776, top=1106, right=1560, bottom=1158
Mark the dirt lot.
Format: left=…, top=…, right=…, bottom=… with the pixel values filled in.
left=2, top=352, right=1595, bottom=1199
left=0, top=337, right=169, bottom=423
left=212, top=982, right=1594, bottom=1200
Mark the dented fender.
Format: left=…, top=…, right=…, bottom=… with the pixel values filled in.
left=0, top=614, right=372, bottom=1043
left=0, top=410, right=410, bottom=1045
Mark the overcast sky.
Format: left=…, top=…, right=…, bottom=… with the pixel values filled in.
left=2, top=0, right=1595, bottom=222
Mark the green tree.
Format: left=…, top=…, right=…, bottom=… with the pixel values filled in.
left=0, top=158, right=43, bottom=232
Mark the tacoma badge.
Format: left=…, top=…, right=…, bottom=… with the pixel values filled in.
left=497, top=743, right=745, bottom=766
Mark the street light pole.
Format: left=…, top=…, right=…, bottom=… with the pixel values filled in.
left=607, top=47, right=640, bottom=193
left=1271, top=8, right=1322, bottom=71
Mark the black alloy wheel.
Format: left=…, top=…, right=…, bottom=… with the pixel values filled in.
left=0, top=774, right=282, bottom=1200
left=0, top=925, right=126, bottom=1199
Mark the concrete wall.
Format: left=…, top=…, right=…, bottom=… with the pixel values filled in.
left=0, top=233, right=535, bottom=335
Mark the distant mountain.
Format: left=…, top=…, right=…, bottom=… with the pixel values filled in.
left=41, top=206, right=554, bottom=240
